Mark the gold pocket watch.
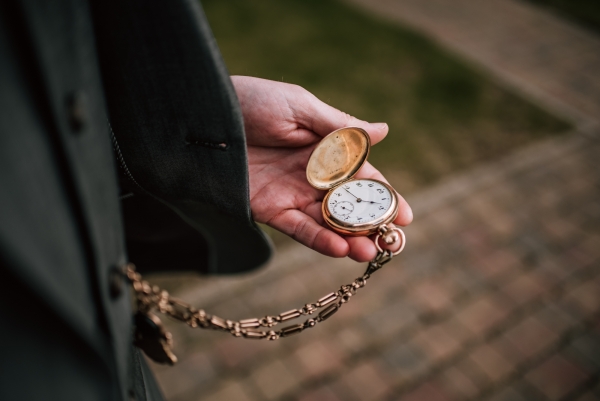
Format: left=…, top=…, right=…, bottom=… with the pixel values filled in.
left=306, top=127, right=405, bottom=252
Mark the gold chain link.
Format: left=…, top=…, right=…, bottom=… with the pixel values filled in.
left=127, top=248, right=395, bottom=341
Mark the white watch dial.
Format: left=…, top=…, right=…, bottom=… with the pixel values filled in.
left=326, top=179, right=394, bottom=224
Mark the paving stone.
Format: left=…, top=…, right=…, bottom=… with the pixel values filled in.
left=575, top=391, right=600, bottom=401
left=438, top=366, right=481, bottom=400
left=580, top=235, right=600, bottom=256
left=202, top=296, right=254, bottom=323
left=446, top=269, right=488, bottom=297
left=489, top=335, right=530, bottom=369
left=247, top=272, right=310, bottom=312
left=534, top=257, right=573, bottom=285
left=466, top=196, right=513, bottom=236
left=453, top=355, right=494, bottom=390
left=396, top=382, right=453, bottom=401
left=485, top=386, right=529, bottom=401
left=381, top=342, right=429, bottom=383
left=564, top=275, right=600, bottom=316
left=337, top=361, right=392, bottom=401
left=291, top=340, right=344, bottom=380
left=401, top=224, right=430, bottom=249
left=533, top=300, right=581, bottom=334
left=562, top=245, right=599, bottom=272
left=335, top=327, right=370, bottom=355
left=459, top=226, right=495, bottom=256
left=212, top=336, right=274, bottom=370
left=543, top=218, right=585, bottom=244
left=329, top=375, right=358, bottom=401
left=332, top=294, right=370, bottom=323
left=565, top=333, right=600, bottom=370
left=362, top=299, right=418, bottom=338
left=288, top=259, right=348, bottom=291
left=515, top=234, right=552, bottom=269
left=200, top=381, right=254, bottom=401
left=412, top=321, right=467, bottom=364
left=409, top=277, right=457, bottom=315
left=500, top=271, right=551, bottom=306
left=250, top=359, right=298, bottom=400
left=155, top=352, right=217, bottom=400
left=297, top=386, right=344, bottom=401
left=370, top=260, right=412, bottom=295
left=525, top=354, right=590, bottom=401
left=427, top=206, right=463, bottom=234
left=468, top=344, right=514, bottom=382
left=398, top=252, right=445, bottom=282
left=502, top=316, right=560, bottom=362
left=475, top=249, right=522, bottom=280
left=456, top=295, right=514, bottom=337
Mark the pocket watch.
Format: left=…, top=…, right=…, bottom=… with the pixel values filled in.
left=306, top=127, right=405, bottom=252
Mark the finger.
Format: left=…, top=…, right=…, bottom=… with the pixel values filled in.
left=302, top=200, right=397, bottom=261
left=345, top=236, right=378, bottom=262
left=356, top=162, right=413, bottom=226
left=291, top=88, right=389, bottom=145
left=302, top=200, right=325, bottom=225
left=299, top=200, right=380, bottom=262
left=267, top=209, right=349, bottom=258
left=354, top=160, right=389, bottom=183
left=393, top=198, right=413, bottom=227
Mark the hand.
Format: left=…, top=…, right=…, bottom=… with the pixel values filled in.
left=232, top=76, right=413, bottom=262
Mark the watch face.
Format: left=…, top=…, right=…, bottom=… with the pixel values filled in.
left=326, top=179, right=395, bottom=225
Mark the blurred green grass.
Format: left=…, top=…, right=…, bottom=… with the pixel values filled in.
left=203, top=0, right=570, bottom=195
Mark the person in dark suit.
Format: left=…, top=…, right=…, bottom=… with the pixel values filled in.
left=0, top=0, right=412, bottom=400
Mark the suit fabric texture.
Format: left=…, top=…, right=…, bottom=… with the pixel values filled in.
left=0, top=0, right=272, bottom=400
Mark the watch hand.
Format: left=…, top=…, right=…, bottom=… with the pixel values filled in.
left=343, top=187, right=362, bottom=202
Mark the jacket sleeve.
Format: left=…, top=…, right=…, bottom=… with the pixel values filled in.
left=91, top=0, right=272, bottom=275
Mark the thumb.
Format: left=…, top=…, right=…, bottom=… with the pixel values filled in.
left=293, top=89, right=389, bottom=144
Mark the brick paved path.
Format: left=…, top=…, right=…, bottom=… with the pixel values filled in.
left=151, top=133, right=600, bottom=401
left=342, top=0, right=600, bottom=132
left=149, top=1, right=600, bottom=400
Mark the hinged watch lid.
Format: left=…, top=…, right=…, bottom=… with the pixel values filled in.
left=306, top=127, right=371, bottom=190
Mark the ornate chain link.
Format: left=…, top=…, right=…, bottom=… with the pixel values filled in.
left=128, top=225, right=405, bottom=364
left=128, top=249, right=393, bottom=341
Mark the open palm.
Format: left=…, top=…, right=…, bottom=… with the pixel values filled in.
left=233, top=76, right=412, bottom=262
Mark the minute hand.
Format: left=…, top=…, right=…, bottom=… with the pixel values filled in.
left=343, top=187, right=381, bottom=204
left=343, top=187, right=360, bottom=200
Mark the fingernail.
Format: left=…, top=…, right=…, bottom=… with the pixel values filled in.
left=372, top=122, right=388, bottom=130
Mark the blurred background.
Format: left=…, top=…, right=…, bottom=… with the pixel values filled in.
left=149, top=0, right=600, bottom=400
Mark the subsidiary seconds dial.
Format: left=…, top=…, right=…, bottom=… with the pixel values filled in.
left=326, top=179, right=394, bottom=225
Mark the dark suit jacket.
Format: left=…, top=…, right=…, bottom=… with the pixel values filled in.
left=0, top=0, right=271, bottom=400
